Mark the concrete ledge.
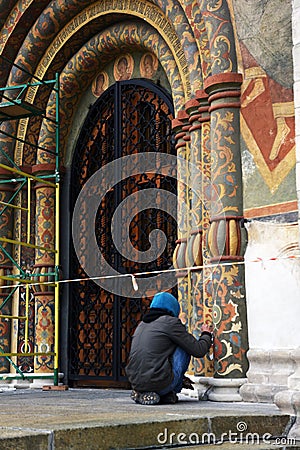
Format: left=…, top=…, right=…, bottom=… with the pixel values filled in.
left=0, top=389, right=296, bottom=450
left=57, top=416, right=294, bottom=449
left=0, top=428, right=51, bottom=450
left=0, top=415, right=292, bottom=450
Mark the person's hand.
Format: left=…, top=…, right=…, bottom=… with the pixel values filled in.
left=201, top=323, right=213, bottom=333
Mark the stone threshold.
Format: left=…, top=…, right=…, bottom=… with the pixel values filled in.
left=0, top=413, right=295, bottom=449
left=0, top=389, right=297, bottom=450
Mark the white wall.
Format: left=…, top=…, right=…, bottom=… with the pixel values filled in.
left=245, top=221, right=300, bottom=350
left=294, top=0, right=300, bottom=244
left=244, top=0, right=300, bottom=357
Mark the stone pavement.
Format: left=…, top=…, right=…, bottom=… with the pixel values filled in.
left=0, top=387, right=299, bottom=450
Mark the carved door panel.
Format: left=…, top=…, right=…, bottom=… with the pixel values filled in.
left=69, top=80, right=176, bottom=387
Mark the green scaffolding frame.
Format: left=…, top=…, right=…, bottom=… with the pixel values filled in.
left=0, top=73, right=60, bottom=385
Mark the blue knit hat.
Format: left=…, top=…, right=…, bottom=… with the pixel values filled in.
left=150, top=292, right=180, bottom=317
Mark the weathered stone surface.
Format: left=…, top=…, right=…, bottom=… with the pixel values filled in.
left=232, top=0, right=293, bottom=88
left=0, top=430, right=50, bottom=450
left=0, top=389, right=294, bottom=450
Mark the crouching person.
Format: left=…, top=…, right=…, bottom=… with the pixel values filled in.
left=125, top=291, right=213, bottom=405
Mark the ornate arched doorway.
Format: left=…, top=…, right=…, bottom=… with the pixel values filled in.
left=69, top=79, right=177, bottom=387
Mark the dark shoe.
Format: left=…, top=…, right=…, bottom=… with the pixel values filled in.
left=182, top=375, right=194, bottom=390
left=131, top=390, right=160, bottom=405
left=159, top=391, right=178, bottom=404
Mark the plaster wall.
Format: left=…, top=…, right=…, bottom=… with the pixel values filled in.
left=272, top=4, right=300, bottom=428
left=241, top=220, right=300, bottom=403
left=232, top=0, right=296, bottom=215
left=245, top=220, right=300, bottom=350
left=294, top=0, right=300, bottom=242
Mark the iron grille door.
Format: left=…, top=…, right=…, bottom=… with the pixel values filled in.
left=69, top=80, right=177, bottom=386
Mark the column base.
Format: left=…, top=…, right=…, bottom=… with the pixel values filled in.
left=0, top=378, right=18, bottom=391
left=0, top=373, right=64, bottom=389
left=207, top=377, right=247, bottom=402
left=240, top=382, right=288, bottom=403
left=275, top=390, right=300, bottom=439
left=239, top=349, right=295, bottom=403
left=181, top=376, right=247, bottom=401
left=273, top=348, right=300, bottom=439
left=30, top=373, right=64, bottom=389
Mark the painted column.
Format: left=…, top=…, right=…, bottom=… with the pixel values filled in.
left=31, top=163, right=56, bottom=385
left=172, top=112, right=190, bottom=330
left=198, top=90, right=214, bottom=377
left=204, top=73, right=249, bottom=401
left=15, top=174, right=35, bottom=381
left=0, top=119, right=18, bottom=375
left=0, top=169, right=14, bottom=374
left=185, top=92, right=213, bottom=382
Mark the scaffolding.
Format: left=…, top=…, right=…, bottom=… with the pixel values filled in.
left=0, top=71, right=60, bottom=385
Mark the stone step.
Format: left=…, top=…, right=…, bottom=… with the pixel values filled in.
left=0, top=388, right=298, bottom=449
left=0, top=413, right=295, bottom=449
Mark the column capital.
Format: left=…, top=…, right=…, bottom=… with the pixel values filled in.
left=32, top=163, right=57, bottom=176
left=204, top=72, right=243, bottom=94
left=185, top=90, right=209, bottom=116
left=195, top=89, right=209, bottom=100
left=172, top=110, right=189, bottom=131
left=185, top=98, right=200, bottom=115
left=172, top=110, right=190, bottom=145
left=204, top=73, right=243, bottom=113
left=185, top=98, right=202, bottom=131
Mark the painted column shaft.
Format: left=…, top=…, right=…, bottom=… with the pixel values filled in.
left=172, top=113, right=190, bottom=329
left=32, top=165, right=56, bottom=374
left=0, top=179, right=14, bottom=372
left=186, top=94, right=212, bottom=376
left=204, top=73, right=249, bottom=379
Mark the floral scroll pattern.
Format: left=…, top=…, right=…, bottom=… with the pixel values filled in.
left=199, top=0, right=237, bottom=74
left=212, top=264, right=248, bottom=377
left=210, top=110, right=241, bottom=217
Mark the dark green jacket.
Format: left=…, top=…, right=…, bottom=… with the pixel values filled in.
left=125, top=314, right=212, bottom=392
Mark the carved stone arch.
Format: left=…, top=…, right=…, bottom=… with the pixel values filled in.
left=37, top=22, right=187, bottom=166
left=0, top=0, right=49, bottom=88
left=0, top=0, right=198, bottom=164
left=0, top=1, right=98, bottom=163
left=5, top=3, right=199, bottom=166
